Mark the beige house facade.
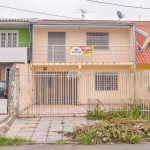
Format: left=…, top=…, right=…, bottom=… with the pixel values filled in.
left=8, top=20, right=140, bottom=117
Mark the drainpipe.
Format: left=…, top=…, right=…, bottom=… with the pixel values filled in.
left=29, top=22, right=33, bottom=63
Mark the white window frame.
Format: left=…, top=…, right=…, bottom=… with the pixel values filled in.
left=86, top=32, right=109, bottom=50
left=95, top=72, right=118, bottom=91
left=0, top=30, right=18, bottom=47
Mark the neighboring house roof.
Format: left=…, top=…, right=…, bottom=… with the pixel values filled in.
left=0, top=19, right=29, bottom=22
left=135, top=21, right=150, bottom=64
left=0, top=18, right=37, bottom=22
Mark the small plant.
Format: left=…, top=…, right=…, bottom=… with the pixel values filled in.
left=0, top=137, right=33, bottom=146
left=54, top=139, right=69, bottom=146
left=61, top=121, right=64, bottom=124
left=75, top=131, right=97, bottom=145
left=57, top=130, right=64, bottom=134
left=66, top=118, right=150, bottom=145
left=87, top=100, right=150, bottom=120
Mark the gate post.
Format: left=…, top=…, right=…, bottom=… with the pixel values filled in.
left=8, top=68, right=20, bottom=117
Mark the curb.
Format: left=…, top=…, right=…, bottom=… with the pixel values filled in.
left=0, top=115, right=15, bottom=136
left=22, top=142, right=78, bottom=145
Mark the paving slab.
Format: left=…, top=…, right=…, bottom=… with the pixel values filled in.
left=10, top=124, right=24, bottom=129
left=36, top=125, right=50, bottom=128
left=47, top=135, right=62, bottom=142
left=50, top=123, right=63, bottom=127
left=38, top=121, right=50, bottom=124
left=17, top=131, right=33, bottom=137
left=63, top=126, right=74, bottom=132
left=5, top=131, right=19, bottom=138
left=27, top=118, right=40, bottom=121
left=9, top=127, right=22, bottom=132
left=31, top=135, right=47, bottom=142
left=13, top=120, right=27, bottom=124
left=48, top=131, right=62, bottom=136
left=50, top=126, right=63, bottom=131
left=17, top=136, right=31, bottom=140
left=35, top=128, right=49, bottom=132
left=40, top=117, right=51, bottom=121
left=27, top=120, right=39, bottom=124
left=23, top=124, right=37, bottom=128
left=20, top=128, right=35, bottom=132
left=51, top=117, right=64, bottom=121
left=32, top=132, right=47, bottom=136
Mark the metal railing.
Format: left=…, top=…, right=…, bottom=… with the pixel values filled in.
left=33, top=45, right=134, bottom=63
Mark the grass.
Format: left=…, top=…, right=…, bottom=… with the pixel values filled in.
left=63, top=100, right=150, bottom=145
left=54, top=139, right=69, bottom=145
left=87, top=101, right=150, bottom=120
left=0, top=137, right=33, bottom=146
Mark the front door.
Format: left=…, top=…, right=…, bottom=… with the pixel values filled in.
left=48, top=32, right=66, bottom=62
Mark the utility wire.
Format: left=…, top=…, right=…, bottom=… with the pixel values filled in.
left=0, top=5, right=80, bottom=19
left=87, top=0, right=150, bottom=10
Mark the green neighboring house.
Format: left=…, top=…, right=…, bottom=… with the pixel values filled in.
left=0, top=19, right=31, bottom=82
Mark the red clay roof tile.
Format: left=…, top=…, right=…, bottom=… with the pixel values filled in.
left=135, top=21, right=150, bottom=64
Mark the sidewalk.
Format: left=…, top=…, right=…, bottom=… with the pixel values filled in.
left=5, top=117, right=100, bottom=142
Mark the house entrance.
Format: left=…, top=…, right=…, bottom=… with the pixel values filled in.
left=35, top=71, right=78, bottom=105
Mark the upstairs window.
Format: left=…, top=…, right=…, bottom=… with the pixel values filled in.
left=87, top=32, right=109, bottom=50
left=0, top=31, right=18, bottom=47
left=95, top=72, right=118, bottom=91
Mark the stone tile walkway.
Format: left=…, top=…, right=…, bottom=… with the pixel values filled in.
left=5, top=117, right=100, bottom=142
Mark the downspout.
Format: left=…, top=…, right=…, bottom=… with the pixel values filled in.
left=28, top=22, right=33, bottom=63
left=132, top=24, right=136, bottom=103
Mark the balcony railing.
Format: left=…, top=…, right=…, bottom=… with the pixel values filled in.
left=33, top=45, right=134, bottom=63
left=0, top=42, right=30, bottom=63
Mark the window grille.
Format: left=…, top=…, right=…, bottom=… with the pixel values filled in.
left=95, top=72, right=118, bottom=91
left=87, top=32, right=109, bottom=50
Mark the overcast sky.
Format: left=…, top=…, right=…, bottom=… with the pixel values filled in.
left=0, top=0, right=150, bottom=20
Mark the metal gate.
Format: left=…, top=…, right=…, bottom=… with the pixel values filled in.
left=8, top=67, right=150, bottom=117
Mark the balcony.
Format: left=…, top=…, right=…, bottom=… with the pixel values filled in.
left=0, top=47, right=28, bottom=63
left=33, top=45, right=134, bottom=64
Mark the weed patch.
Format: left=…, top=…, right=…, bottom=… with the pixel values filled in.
left=54, top=139, right=69, bottom=145
left=0, top=137, right=33, bottom=146
left=66, top=118, right=150, bottom=145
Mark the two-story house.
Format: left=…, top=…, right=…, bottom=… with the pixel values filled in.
left=0, top=19, right=31, bottom=82
left=10, top=20, right=136, bottom=117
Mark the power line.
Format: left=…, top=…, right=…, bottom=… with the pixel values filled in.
left=87, top=0, right=150, bottom=10
left=0, top=5, right=80, bottom=19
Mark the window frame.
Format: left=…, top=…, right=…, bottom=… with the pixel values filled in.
left=95, top=72, right=118, bottom=91
left=86, top=32, right=109, bottom=50
left=0, top=30, right=18, bottom=47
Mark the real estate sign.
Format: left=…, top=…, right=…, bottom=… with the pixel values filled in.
left=70, top=46, right=94, bottom=55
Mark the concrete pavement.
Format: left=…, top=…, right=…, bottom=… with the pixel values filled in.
left=0, top=144, right=150, bottom=150
left=5, top=117, right=100, bottom=142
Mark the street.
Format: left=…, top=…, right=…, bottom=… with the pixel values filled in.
left=1, top=144, right=150, bottom=150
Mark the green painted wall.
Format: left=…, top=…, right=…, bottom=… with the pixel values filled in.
left=0, top=28, right=30, bottom=47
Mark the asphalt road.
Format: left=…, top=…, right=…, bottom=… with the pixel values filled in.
left=1, top=144, right=150, bottom=150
